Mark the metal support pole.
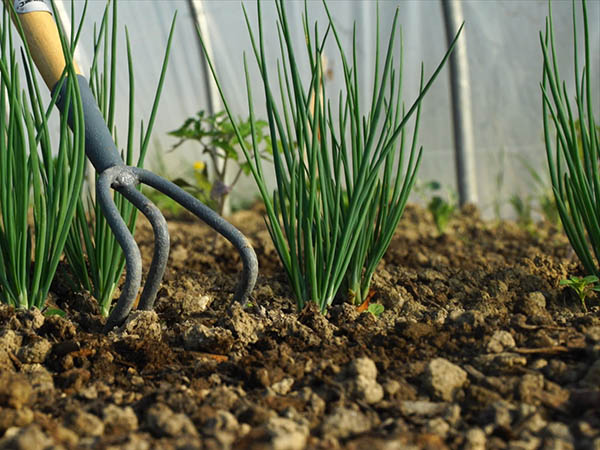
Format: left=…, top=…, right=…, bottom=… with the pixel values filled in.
left=441, top=0, right=477, bottom=205
left=187, top=0, right=230, bottom=215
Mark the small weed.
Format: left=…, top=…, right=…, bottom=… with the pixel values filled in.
left=367, top=303, right=385, bottom=318
left=560, top=275, right=600, bottom=312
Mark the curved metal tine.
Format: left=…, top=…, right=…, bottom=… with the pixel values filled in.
left=132, top=167, right=258, bottom=305
left=97, top=169, right=143, bottom=332
left=116, top=184, right=170, bottom=312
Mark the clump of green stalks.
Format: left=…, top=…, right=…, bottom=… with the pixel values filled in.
left=201, top=0, right=462, bottom=312
left=0, top=3, right=85, bottom=309
left=64, top=0, right=175, bottom=316
left=541, top=0, right=599, bottom=279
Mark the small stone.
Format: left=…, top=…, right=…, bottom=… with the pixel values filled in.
left=347, top=357, right=384, bottom=404
left=0, top=329, right=22, bottom=352
left=485, top=400, right=515, bottom=429
left=103, top=404, right=139, bottom=434
left=384, top=380, right=401, bottom=396
left=426, top=417, right=449, bottom=438
left=400, top=401, right=446, bottom=417
left=19, top=309, right=45, bottom=330
left=349, top=357, right=378, bottom=380
left=182, top=323, right=233, bottom=353
left=424, top=358, right=467, bottom=401
left=530, top=359, right=548, bottom=370
left=0, top=374, right=32, bottom=409
left=145, top=403, right=197, bottom=437
left=526, top=292, right=546, bottom=309
left=509, top=434, right=542, bottom=450
left=0, top=424, right=51, bottom=450
left=17, top=338, right=52, bottom=364
left=0, top=408, right=34, bottom=431
left=584, top=326, right=600, bottom=342
left=53, top=425, right=79, bottom=447
left=182, top=295, right=212, bottom=315
left=520, top=412, right=547, bottom=435
left=264, top=417, right=309, bottom=450
left=321, top=407, right=371, bottom=439
left=464, top=427, right=486, bottom=450
left=66, top=410, right=105, bottom=437
left=444, top=404, right=461, bottom=426
left=115, top=310, right=161, bottom=340
left=203, top=410, right=239, bottom=435
left=487, top=330, right=516, bottom=353
left=519, top=373, right=544, bottom=404
left=544, top=422, right=573, bottom=442
left=271, top=377, right=294, bottom=396
left=542, top=439, right=574, bottom=450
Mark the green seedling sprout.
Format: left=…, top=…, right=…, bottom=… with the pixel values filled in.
left=541, top=0, right=599, bottom=279
left=199, top=0, right=462, bottom=312
left=0, top=1, right=86, bottom=309
left=559, top=275, right=600, bottom=311
left=64, top=0, right=175, bottom=316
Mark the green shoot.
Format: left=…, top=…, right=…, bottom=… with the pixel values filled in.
left=367, top=303, right=384, bottom=318
left=64, top=0, right=175, bottom=316
left=541, top=0, right=599, bottom=279
left=199, top=0, right=462, bottom=312
left=0, top=2, right=86, bottom=309
left=559, top=275, right=599, bottom=311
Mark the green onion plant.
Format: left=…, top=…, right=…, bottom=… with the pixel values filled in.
left=64, top=0, right=175, bottom=316
left=0, top=3, right=86, bottom=309
left=201, top=0, right=462, bottom=312
left=541, top=0, right=599, bottom=278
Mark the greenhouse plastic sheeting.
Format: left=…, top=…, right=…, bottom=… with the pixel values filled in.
left=10, top=0, right=600, bottom=217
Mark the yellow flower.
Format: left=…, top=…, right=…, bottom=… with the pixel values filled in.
left=193, top=161, right=206, bottom=171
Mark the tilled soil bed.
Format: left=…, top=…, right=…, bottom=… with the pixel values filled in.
left=0, top=204, right=598, bottom=449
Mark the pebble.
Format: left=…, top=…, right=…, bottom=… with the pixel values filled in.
left=0, top=424, right=52, bottom=450
left=0, top=374, right=32, bottom=409
left=426, top=417, right=449, bottom=438
left=264, top=416, right=309, bottom=450
left=103, top=404, right=139, bottom=434
left=16, top=338, right=52, bottom=364
left=66, top=410, right=105, bottom=437
left=182, top=323, right=233, bottom=353
left=518, top=373, right=544, bottom=404
left=145, top=403, right=197, bottom=437
left=115, top=310, right=162, bottom=340
left=400, top=401, right=447, bottom=417
left=424, top=358, right=467, bottom=401
left=347, top=357, right=384, bottom=404
left=487, top=330, right=516, bottom=353
left=464, top=427, right=486, bottom=450
left=321, top=407, right=371, bottom=439
left=271, top=377, right=294, bottom=396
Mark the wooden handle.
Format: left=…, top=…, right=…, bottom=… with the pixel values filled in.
left=3, top=0, right=80, bottom=90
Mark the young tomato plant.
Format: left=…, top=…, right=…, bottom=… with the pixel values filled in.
left=560, top=275, right=600, bottom=312
left=168, top=111, right=273, bottom=216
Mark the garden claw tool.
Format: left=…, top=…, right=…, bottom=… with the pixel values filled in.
left=8, top=1, right=258, bottom=331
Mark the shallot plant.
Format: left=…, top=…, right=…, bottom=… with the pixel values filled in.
left=201, top=0, right=462, bottom=312
left=0, top=3, right=85, bottom=308
left=64, top=0, right=175, bottom=316
left=541, top=0, right=599, bottom=279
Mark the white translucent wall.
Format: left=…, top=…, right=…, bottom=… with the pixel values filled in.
left=29, top=1, right=600, bottom=216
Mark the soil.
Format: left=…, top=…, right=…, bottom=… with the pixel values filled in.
left=0, top=203, right=598, bottom=450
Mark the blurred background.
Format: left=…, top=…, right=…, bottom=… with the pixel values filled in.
left=13, top=0, right=600, bottom=219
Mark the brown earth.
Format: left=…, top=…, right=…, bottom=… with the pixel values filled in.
left=0, top=204, right=598, bottom=449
